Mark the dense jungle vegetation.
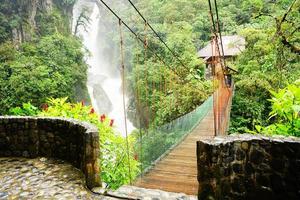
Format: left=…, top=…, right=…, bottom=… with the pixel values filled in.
left=0, top=0, right=299, bottom=189
left=122, top=0, right=299, bottom=133
left=0, top=0, right=89, bottom=114
left=0, top=0, right=137, bottom=189
left=223, top=0, right=300, bottom=134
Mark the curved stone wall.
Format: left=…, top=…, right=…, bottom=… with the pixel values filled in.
left=197, top=134, right=300, bottom=200
left=0, top=116, right=101, bottom=189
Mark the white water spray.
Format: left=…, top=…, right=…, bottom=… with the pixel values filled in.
left=73, top=1, right=135, bottom=136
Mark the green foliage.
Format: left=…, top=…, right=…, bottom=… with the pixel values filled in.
left=8, top=96, right=140, bottom=189
left=9, top=102, right=39, bottom=116
left=38, top=98, right=140, bottom=190
left=229, top=0, right=300, bottom=133
left=0, top=0, right=75, bottom=43
left=124, top=0, right=299, bottom=133
left=0, top=33, right=89, bottom=114
left=124, top=0, right=213, bottom=127
left=0, top=0, right=89, bottom=114
left=0, top=12, right=12, bottom=43
left=0, top=1, right=22, bottom=43
left=251, top=80, right=300, bottom=136
left=35, top=8, right=70, bottom=36
left=63, top=0, right=77, bottom=5
left=230, top=72, right=272, bottom=133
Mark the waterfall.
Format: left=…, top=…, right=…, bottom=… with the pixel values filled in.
left=73, top=0, right=135, bottom=136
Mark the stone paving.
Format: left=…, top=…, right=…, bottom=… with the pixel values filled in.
left=109, top=186, right=197, bottom=200
left=0, top=157, right=197, bottom=200
left=0, top=157, right=101, bottom=200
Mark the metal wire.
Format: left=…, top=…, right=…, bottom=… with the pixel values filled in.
left=214, top=0, right=227, bottom=69
left=207, top=0, right=234, bottom=136
left=207, top=0, right=230, bottom=88
left=118, top=19, right=132, bottom=184
left=126, top=0, right=189, bottom=71
left=95, top=0, right=183, bottom=79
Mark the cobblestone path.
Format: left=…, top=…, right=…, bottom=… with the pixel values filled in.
left=0, top=157, right=102, bottom=200
left=0, top=157, right=196, bottom=200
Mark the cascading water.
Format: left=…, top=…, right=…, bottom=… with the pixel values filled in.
left=73, top=0, right=135, bottom=136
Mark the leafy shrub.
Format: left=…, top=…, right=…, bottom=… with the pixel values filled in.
left=9, top=102, right=39, bottom=116
left=38, top=98, right=140, bottom=189
left=8, top=97, right=140, bottom=189
left=35, top=8, right=70, bottom=36
left=0, top=33, right=89, bottom=114
left=230, top=73, right=272, bottom=133
left=251, top=80, right=300, bottom=137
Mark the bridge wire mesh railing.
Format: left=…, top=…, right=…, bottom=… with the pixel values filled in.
left=135, top=96, right=213, bottom=174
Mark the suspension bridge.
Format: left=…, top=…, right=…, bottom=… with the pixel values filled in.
left=96, top=0, right=234, bottom=196
left=134, top=109, right=215, bottom=194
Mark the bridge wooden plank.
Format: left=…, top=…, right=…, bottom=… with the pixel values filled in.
left=152, top=165, right=197, bottom=174
left=135, top=179, right=198, bottom=194
left=145, top=169, right=198, bottom=178
left=133, top=109, right=215, bottom=195
left=159, top=158, right=197, bottom=165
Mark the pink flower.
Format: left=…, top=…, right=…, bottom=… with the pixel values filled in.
left=109, top=119, right=114, bottom=127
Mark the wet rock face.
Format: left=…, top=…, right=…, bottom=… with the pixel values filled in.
left=93, top=83, right=113, bottom=114
left=11, top=0, right=54, bottom=43
left=197, top=134, right=300, bottom=200
left=0, top=157, right=102, bottom=199
left=0, top=117, right=100, bottom=189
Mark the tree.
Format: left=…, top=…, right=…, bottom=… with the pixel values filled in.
left=73, top=8, right=90, bottom=36
left=0, top=33, right=89, bottom=114
left=253, top=80, right=300, bottom=137
left=230, top=0, right=300, bottom=133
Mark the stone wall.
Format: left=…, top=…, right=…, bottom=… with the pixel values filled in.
left=0, top=116, right=101, bottom=189
left=197, top=134, right=300, bottom=200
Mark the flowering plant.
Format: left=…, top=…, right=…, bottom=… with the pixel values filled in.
left=11, top=97, right=139, bottom=189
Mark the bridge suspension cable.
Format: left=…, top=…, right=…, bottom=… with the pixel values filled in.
left=210, top=0, right=239, bottom=74
left=208, top=0, right=229, bottom=81
left=208, top=0, right=234, bottom=136
left=95, top=0, right=184, bottom=78
left=118, top=19, right=132, bottom=185
left=126, top=0, right=189, bottom=71
left=95, top=0, right=181, bottom=184
left=213, top=0, right=227, bottom=70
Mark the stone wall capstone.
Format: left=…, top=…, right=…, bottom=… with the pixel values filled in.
left=0, top=116, right=101, bottom=189
left=197, top=134, right=300, bottom=200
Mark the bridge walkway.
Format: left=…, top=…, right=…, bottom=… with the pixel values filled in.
left=134, top=109, right=215, bottom=195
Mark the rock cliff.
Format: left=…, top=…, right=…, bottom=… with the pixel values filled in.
left=1, top=0, right=75, bottom=44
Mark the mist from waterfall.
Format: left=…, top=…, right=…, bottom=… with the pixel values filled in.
left=73, top=0, right=135, bottom=136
